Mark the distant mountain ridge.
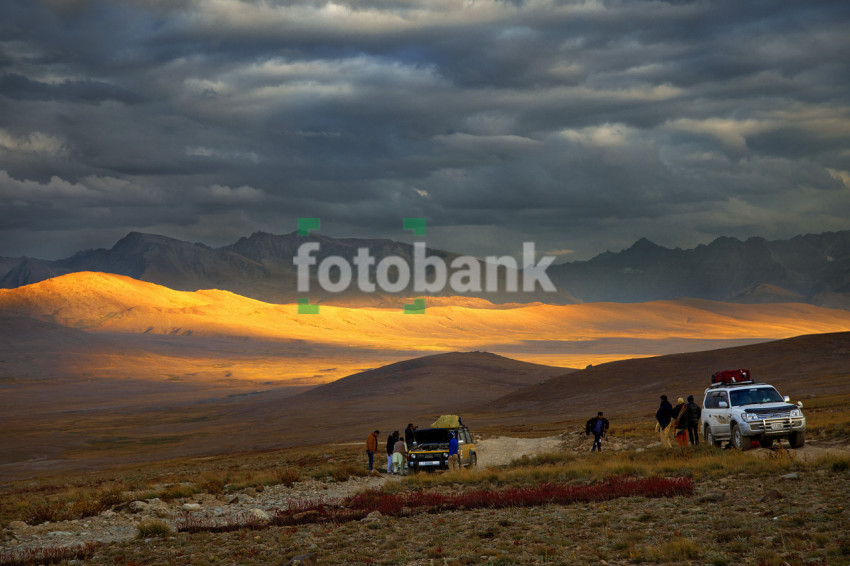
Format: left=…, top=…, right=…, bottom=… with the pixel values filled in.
left=2, top=229, right=850, bottom=307
left=548, top=231, right=850, bottom=308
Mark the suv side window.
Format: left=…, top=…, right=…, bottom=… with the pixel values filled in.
left=705, top=391, right=729, bottom=409
left=464, top=430, right=472, bottom=444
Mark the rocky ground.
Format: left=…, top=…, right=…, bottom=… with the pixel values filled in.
left=2, top=435, right=569, bottom=554
left=2, top=435, right=849, bottom=565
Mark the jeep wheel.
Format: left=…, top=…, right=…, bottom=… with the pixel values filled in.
left=732, top=425, right=751, bottom=451
left=468, top=453, right=477, bottom=469
left=789, top=430, right=806, bottom=448
left=705, top=426, right=721, bottom=448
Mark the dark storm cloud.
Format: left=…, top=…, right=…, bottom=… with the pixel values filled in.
left=0, top=0, right=849, bottom=260
left=0, top=74, right=146, bottom=104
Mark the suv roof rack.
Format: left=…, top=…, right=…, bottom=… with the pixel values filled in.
left=707, top=380, right=757, bottom=389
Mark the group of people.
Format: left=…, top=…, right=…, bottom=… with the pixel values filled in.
left=583, top=395, right=703, bottom=453
left=655, top=394, right=702, bottom=448
left=364, top=423, right=419, bottom=474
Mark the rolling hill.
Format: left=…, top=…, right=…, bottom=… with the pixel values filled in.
left=485, top=331, right=850, bottom=420
left=4, top=271, right=850, bottom=373
left=3, top=332, right=849, bottom=479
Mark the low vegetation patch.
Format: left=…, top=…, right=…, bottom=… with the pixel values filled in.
left=136, top=520, right=174, bottom=539
left=174, top=475, right=692, bottom=532
left=0, top=542, right=98, bottom=566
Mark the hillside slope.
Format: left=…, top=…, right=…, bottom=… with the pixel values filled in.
left=486, top=332, right=850, bottom=419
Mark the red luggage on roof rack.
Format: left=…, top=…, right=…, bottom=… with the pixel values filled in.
left=711, top=369, right=751, bottom=384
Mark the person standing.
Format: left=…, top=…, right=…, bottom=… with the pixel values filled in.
left=386, top=431, right=399, bottom=473
left=585, top=411, right=610, bottom=452
left=655, top=395, right=674, bottom=448
left=686, top=395, right=702, bottom=445
left=447, top=432, right=459, bottom=471
left=404, top=423, right=417, bottom=450
left=392, top=435, right=407, bottom=474
left=365, top=430, right=380, bottom=472
left=672, top=397, right=690, bottom=447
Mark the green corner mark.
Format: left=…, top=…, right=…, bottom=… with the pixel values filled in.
left=298, top=297, right=319, bottom=314
left=298, top=217, right=320, bottom=236
left=403, top=298, right=426, bottom=314
left=403, top=217, right=426, bottom=236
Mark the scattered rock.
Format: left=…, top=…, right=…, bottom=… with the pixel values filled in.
left=250, top=509, right=270, bottom=523
left=8, top=521, right=28, bottom=530
left=698, top=492, right=725, bottom=503
left=284, top=552, right=317, bottom=566
left=243, top=487, right=258, bottom=497
left=128, top=501, right=149, bottom=513
left=182, top=503, right=202, bottom=511
left=361, top=511, right=383, bottom=523
left=759, top=489, right=785, bottom=502
left=228, top=494, right=255, bottom=505
left=781, top=472, right=800, bottom=480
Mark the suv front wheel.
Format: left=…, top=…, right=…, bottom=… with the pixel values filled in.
left=704, top=425, right=721, bottom=448
left=732, top=424, right=751, bottom=451
left=789, top=430, right=806, bottom=448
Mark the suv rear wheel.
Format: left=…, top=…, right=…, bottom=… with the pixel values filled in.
left=732, top=424, right=751, bottom=451
left=468, top=453, right=477, bottom=469
left=704, top=425, right=721, bottom=448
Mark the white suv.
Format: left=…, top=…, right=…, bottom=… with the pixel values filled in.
left=701, top=382, right=806, bottom=450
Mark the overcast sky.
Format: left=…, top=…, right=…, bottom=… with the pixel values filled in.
left=1, top=0, right=849, bottom=261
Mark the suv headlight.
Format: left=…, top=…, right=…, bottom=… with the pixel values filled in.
left=790, top=409, right=803, bottom=418
left=442, top=452, right=449, bottom=458
left=409, top=454, right=416, bottom=460
left=742, top=412, right=760, bottom=422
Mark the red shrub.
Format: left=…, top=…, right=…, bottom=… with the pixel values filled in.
left=176, top=476, right=693, bottom=533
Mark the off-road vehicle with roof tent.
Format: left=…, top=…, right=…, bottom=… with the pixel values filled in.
left=407, top=415, right=477, bottom=472
left=701, top=374, right=806, bottom=450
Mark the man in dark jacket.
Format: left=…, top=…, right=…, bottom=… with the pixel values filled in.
left=386, top=431, right=399, bottom=473
left=686, top=395, right=702, bottom=445
left=656, top=395, right=673, bottom=448
left=404, top=423, right=417, bottom=450
left=585, top=411, right=610, bottom=452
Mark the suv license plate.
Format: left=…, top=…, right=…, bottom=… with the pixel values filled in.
left=419, top=461, right=439, bottom=466
left=771, top=422, right=784, bottom=430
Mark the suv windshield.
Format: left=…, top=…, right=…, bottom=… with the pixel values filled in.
left=730, top=387, right=783, bottom=407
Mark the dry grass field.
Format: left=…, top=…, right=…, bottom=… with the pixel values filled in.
left=2, top=397, right=849, bottom=566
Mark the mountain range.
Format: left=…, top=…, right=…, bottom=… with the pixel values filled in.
left=1, top=229, right=850, bottom=306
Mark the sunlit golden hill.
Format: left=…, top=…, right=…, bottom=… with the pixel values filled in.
left=3, top=271, right=850, bottom=374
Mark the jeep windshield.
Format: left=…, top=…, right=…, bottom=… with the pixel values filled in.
left=730, top=387, right=784, bottom=406
left=413, top=428, right=451, bottom=449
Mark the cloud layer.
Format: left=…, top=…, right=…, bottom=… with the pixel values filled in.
left=1, top=0, right=849, bottom=259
